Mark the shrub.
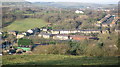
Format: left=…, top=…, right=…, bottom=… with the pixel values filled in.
left=18, top=38, right=33, bottom=46
left=85, top=45, right=103, bottom=56
left=33, top=44, right=70, bottom=55
left=97, top=42, right=104, bottom=48
left=55, top=44, right=70, bottom=55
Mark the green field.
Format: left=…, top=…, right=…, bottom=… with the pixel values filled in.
left=4, top=18, right=48, bottom=31
left=2, top=54, right=118, bottom=65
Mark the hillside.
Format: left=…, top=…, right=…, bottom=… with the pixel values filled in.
left=4, top=18, right=48, bottom=31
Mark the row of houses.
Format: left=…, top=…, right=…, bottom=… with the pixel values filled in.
left=8, top=28, right=110, bottom=39
left=95, top=15, right=118, bottom=27
left=97, top=14, right=112, bottom=24
left=38, top=33, right=99, bottom=41
left=51, top=29, right=101, bottom=34
left=8, top=28, right=42, bottom=39
left=6, top=24, right=113, bottom=40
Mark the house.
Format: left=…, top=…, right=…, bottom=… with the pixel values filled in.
left=70, top=30, right=78, bottom=33
left=78, top=30, right=101, bottom=34
left=34, top=28, right=40, bottom=32
left=102, top=24, right=109, bottom=27
left=75, top=10, right=84, bottom=14
left=8, top=31, right=18, bottom=36
left=38, top=33, right=53, bottom=39
left=53, top=34, right=70, bottom=40
left=60, top=30, right=71, bottom=34
left=0, top=32, right=2, bottom=35
left=51, top=30, right=60, bottom=34
left=51, top=29, right=78, bottom=34
left=110, top=17, right=118, bottom=27
left=17, top=34, right=25, bottom=39
left=43, top=33, right=53, bottom=39
left=33, top=28, right=41, bottom=35
left=104, top=9, right=110, bottom=12
left=38, top=33, right=42, bottom=37
left=22, top=32, right=30, bottom=36
left=27, top=29, right=34, bottom=34
left=70, top=35, right=90, bottom=40
left=40, top=28, right=49, bottom=32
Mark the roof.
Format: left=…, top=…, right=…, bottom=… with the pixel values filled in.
left=8, top=31, right=18, bottom=32
left=52, top=30, right=62, bottom=31
left=78, top=29, right=100, bottom=31
left=55, top=34, right=69, bottom=36
left=39, top=33, right=53, bottom=35
left=17, top=34, right=24, bottom=35
left=70, top=35, right=91, bottom=38
left=52, top=29, right=78, bottom=31
left=34, top=44, right=48, bottom=45
left=17, top=47, right=31, bottom=51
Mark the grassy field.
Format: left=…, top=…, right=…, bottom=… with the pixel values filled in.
left=4, top=18, right=48, bottom=31
left=2, top=54, right=119, bottom=65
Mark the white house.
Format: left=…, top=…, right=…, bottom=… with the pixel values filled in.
left=59, top=30, right=72, bottom=34
left=75, top=10, right=84, bottom=14
left=0, top=32, right=2, bottom=35
left=40, top=28, right=48, bottom=32
left=27, top=29, right=34, bottom=34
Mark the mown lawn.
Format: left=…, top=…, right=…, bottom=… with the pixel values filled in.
left=2, top=54, right=119, bottom=65
left=4, top=18, right=48, bottom=31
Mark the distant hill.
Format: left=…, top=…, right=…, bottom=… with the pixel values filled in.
left=2, top=1, right=32, bottom=7
left=2, top=2, right=117, bottom=9
left=32, top=2, right=117, bottom=9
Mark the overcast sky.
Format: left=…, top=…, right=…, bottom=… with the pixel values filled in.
left=25, top=0, right=120, bottom=4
